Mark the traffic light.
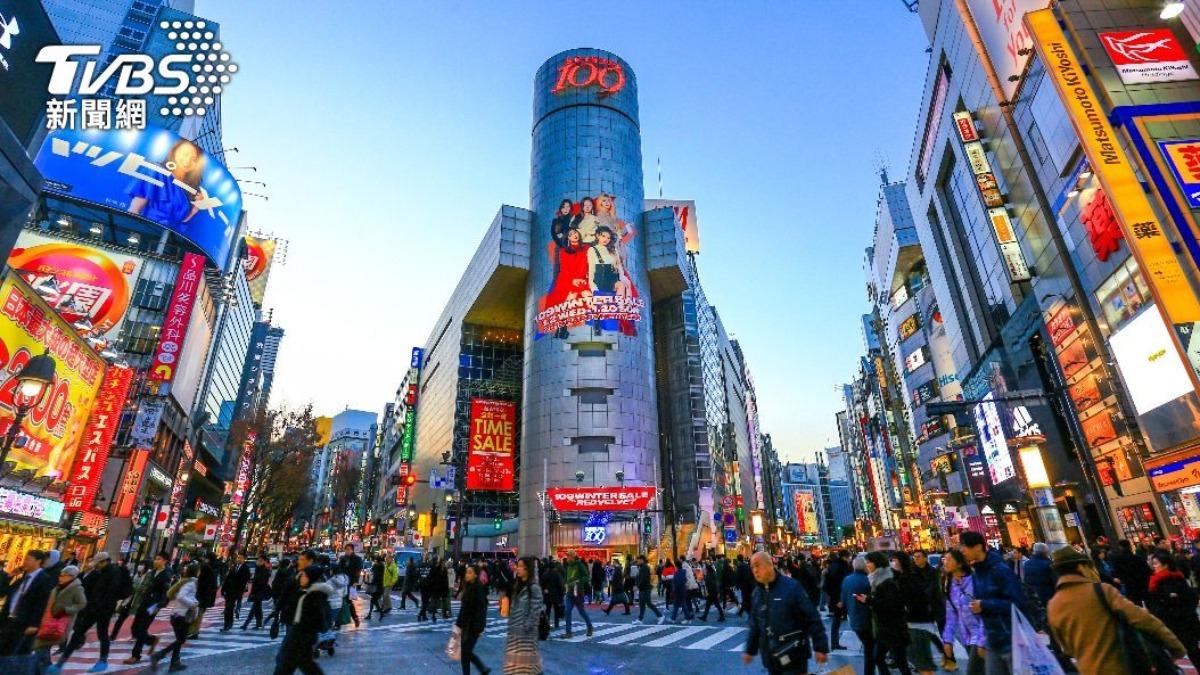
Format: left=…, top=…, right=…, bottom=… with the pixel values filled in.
left=402, top=474, right=417, bottom=488
left=493, top=516, right=502, bottom=531
left=642, top=515, right=652, bottom=535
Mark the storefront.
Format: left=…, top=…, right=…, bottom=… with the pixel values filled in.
left=1147, top=449, right=1200, bottom=543
left=0, top=487, right=68, bottom=570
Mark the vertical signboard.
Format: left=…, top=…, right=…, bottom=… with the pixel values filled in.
left=963, top=0, right=1050, bottom=101
left=166, top=441, right=193, bottom=534
left=64, top=366, right=132, bottom=513
left=129, top=398, right=165, bottom=449
left=242, top=236, right=277, bottom=307
left=148, top=253, right=205, bottom=383
left=465, top=398, right=517, bottom=491
left=114, top=449, right=150, bottom=518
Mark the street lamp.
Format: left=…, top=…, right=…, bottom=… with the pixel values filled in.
left=0, top=352, right=56, bottom=467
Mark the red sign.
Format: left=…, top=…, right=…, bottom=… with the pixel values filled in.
left=465, top=398, right=516, bottom=492
left=148, top=253, right=204, bottom=383
left=953, top=112, right=979, bottom=143
left=1081, top=189, right=1123, bottom=263
left=113, top=448, right=149, bottom=518
left=547, top=486, right=655, bottom=511
left=1046, top=305, right=1077, bottom=348
left=1100, top=29, right=1199, bottom=84
left=64, top=365, right=131, bottom=513
left=551, top=55, right=626, bottom=97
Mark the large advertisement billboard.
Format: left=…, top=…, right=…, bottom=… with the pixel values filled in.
left=974, top=393, right=1015, bottom=486
left=645, top=199, right=701, bottom=253
left=465, top=398, right=516, bottom=492
left=793, top=489, right=818, bottom=535
left=0, top=272, right=105, bottom=479
left=64, top=365, right=131, bottom=513
left=243, top=236, right=276, bottom=306
left=1109, top=306, right=1200, bottom=451
left=964, top=0, right=1049, bottom=100
left=8, top=231, right=144, bottom=344
left=535, top=194, right=645, bottom=337
left=34, top=127, right=243, bottom=266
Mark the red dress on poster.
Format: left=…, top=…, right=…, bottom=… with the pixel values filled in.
left=546, top=242, right=591, bottom=307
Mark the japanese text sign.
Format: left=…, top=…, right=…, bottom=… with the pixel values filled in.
left=64, top=365, right=131, bottom=512
left=465, top=398, right=516, bottom=492
left=148, top=252, right=204, bottom=383
left=547, top=486, right=656, bottom=511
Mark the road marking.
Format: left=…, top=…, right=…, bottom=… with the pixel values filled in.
left=598, top=624, right=675, bottom=644
left=641, top=625, right=708, bottom=647
left=684, top=626, right=745, bottom=650
left=561, top=623, right=634, bottom=642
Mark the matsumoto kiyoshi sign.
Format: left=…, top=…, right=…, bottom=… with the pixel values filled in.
left=547, top=486, right=656, bottom=512
left=35, top=127, right=243, bottom=267
left=1100, top=29, right=1199, bottom=85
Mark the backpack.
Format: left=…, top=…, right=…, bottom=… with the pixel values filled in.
left=116, top=567, right=134, bottom=601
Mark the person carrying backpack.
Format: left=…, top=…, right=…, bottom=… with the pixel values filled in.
left=1148, top=550, right=1200, bottom=670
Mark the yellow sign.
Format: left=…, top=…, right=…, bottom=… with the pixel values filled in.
left=0, top=272, right=105, bottom=479
left=1027, top=9, right=1200, bottom=331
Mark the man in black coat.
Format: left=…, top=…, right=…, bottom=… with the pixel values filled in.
left=601, top=557, right=631, bottom=616
left=220, top=552, right=251, bottom=631
left=123, top=552, right=173, bottom=664
left=1110, top=538, right=1152, bottom=606
left=55, top=552, right=123, bottom=669
left=241, top=553, right=272, bottom=630
left=744, top=552, right=829, bottom=674
left=192, top=553, right=218, bottom=638
left=0, top=549, right=54, bottom=656
left=540, top=558, right=565, bottom=628
left=735, top=555, right=754, bottom=618
left=340, top=544, right=363, bottom=586
left=822, top=550, right=850, bottom=649
left=266, top=558, right=297, bottom=637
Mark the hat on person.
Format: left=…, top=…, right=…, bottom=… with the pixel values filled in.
left=1051, top=546, right=1092, bottom=571
left=61, top=565, right=80, bottom=577
left=92, top=552, right=111, bottom=564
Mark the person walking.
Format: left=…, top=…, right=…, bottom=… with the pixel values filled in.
left=602, top=558, right=631, bottom=616
left=34, top=565, right=86, bottom=671
left=416, top=556, right=434, bottom=623
left=455, top=564, right=490, bottom=675
left=718, top=556, right=737, bottom=610
left=823, top=550, right=849, bottom=649
left=959, top=530, right=1030, bottom=674
left=669, top=558, right=696, bottom=624
left=589, top=559, right=606, bottom=605
left=1147, top=550, right=1200, bottom=670
left=148, top=563, right=199, bottom=673
left=219, top=552, right=250, bottom=632
left=428, top=558, right=450, bottom=624
left=400, top=559, right=419, bottom=610
left=503, top=557, right=542, bottom=675
left=52, top=552, right=122, bottom=673
left=123, top=552, right=173, bottom=666
left=191, top=554, right=217, bottom=640
left=854, top=551, right=912, bottom=675
left=0, top=550, right=55, bottom=656
left=273, top=564, right=329, bottom=675
left=337, top=545, right=363, bottom=628
left=840, top=554, right=875, bottom=675
left=630, top=554, right=664, bottom=625
left=912, top=550, right=945, bottom=638
left=699, top=559, right=725, bottom=622
left=941, top=549, right=985, bottom=675
left=365, top=555, right=385, bottom=621
left=539, top=558, right=564, bottom=629
left=1047, top=546, right=1184, bottom=673
left=562, top=552, right=593, bottom=638
left=892, top=551, right=938, bottom=675
left=1110, top=538, right=1152, bottom=606
left=743, top=551, right=828, bottom=674
left=266, top=558, right=296, bottom=638
left=242, top=554, right=272, bottom=630
left=381, top=555, right=398, bottom=617
left=735, top=555, right=754, bottom=618
left=443, top=559, right=457, bottom=620
left=110, top=562, right=146, bottom=640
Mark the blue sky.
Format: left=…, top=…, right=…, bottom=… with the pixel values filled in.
left=204, top=0, right=931, bottom=461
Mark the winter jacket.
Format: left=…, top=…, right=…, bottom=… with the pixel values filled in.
left=340, top=553, right=363, bottom=585
left=141, top=568, right=173, bottom=614
left=590, top=561, right=606, bottom=591
left=1021, top=553, right=1056, bottom=608
left=427, top=564, right=449, bottom=598
left=864, top=571, right=909, bottom=647
left=221, top=562, right=250, bottom=600
left=609, top=565, right=627, bottom=597
left=839, top=570, right=871, bottom=633
left=540, top=563, right=565, bottom=602
left=913, top=563, right=945, bottom=623
left=746, top=573, right=829, bottom=673
left=383, top=561, right=399, bottom=590
left=1147, top=569, right=1200, bottom=648
left=942, top=574, right=985, bottom=648
left=80, top=562, right=122, bottom=614
left=275, top=568, right=300, bottom=624
left=403, top=562, right=419, bottom=591
left=1109, top=548, right=1151, bottom=599
left=969, top=550, right=1030, bottom=654
left=248, top=564, right=271, bottom=601
left=290, top=582, right=332, bottom=652
left=635, top=563, right=653, bottom=593
left=33, top=578, right=86, bottom=649
left=1048, top=574, right=1184, bottom=674
left=327, top=573, right=348, bottom=610
left=195, top=562, right=218, bottom=608
left=702, top=563, right=719, bottom=596
left=455, top=580, right=489, bottom=636
left=736, top=561, right=752, bottom=588
left=896, top=570, right=936, bottom=623
left=823, top=558, right=849, bottom=598
left=168, top=578, right=198, bottom=619
left=564, top=559, right=589, bottom=597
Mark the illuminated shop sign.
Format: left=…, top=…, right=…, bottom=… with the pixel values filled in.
left=898, top=315, right=920, bottom=341
left=1081, top=189, right=1123, bottom=263
left=912, top=380, right=939, bottom=406
left=1148, top=452, right=1200, bottom=493
left=974, top=393, right=1015, bottom=485
left=551, top=55, right=625, bottom=97
left=465, top=398, right=516, bottom=492
left=193, top=498, right=220, bottom=518
left=147, top=253, right=204, bottom=383
left=0, top=486, right=64, bottom=524
left=891, top=284, right=910, bottom=309
left=953, top=111, right=979, bottom=143
left=1158, top=139, right=1200, bottom=209
left=547, top=486, right=655, bottom=511
left=147, top=465, right=171, bottom=488
left=1109, top=307, right=1195, bottom=416
left=986, top=208, right=1030, bottom=282
left=64, top=365, right=133, bottom=513
left=905, top=347, right=927, bottom=373
left=1100, top=29, right=1198, bottom=85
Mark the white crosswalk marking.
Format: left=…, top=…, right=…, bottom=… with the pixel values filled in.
left=684, top=626, right=745, bottom=650
left=641, top=625, right=708, bottom=647
left=561, top=623, right=631, bottom=641
left=598, top=624, right=674, bottom=644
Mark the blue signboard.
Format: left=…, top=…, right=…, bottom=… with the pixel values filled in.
left=34, top=127, right=243, bottom=267
left=1158, top=139, right=1200, bottom=209
left=411, top=348, right=424, bottom=368
left=723, top=528, right=738, bottom=544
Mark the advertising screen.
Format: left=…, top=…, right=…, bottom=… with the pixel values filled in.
left=793, top=489, right=818, bottom=535
left=243, top=236, right=277, bottom=306
left=964, top=0, right=1049, bottom=100
left=34, top=127, right=243, bottom=267
left=898, top=315, right=920, bottom=341
left=905, top=347, right=927, bottom=372
left=0, top=272, right=105, bottom=479
left=974, top=393, right=1015, bottom=485
left=535, top=193, right=645, bottom=337
left=546, top=486, right=655, bottom=511
left=1110, top=307, right=1194, bottom=416
left=465, top=398, right=516, bottom=491
left=8, top=231, right=144, bottom=344
left=645, top=199, right=701, bottom=254
left=0, top=0, right=59, bottom=144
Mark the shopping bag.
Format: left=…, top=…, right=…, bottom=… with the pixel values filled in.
left=1011, top=605, right=1066, bottom=675
left=446, top=626, right=462, bottom=661
left=499, top=595, right=510, bottom=618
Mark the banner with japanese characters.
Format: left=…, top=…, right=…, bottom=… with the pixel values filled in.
left=8, top=231, right=144, bottom=345
left=148, top=253, right=205, bottom=383
left=0, top=272, right=106, bottom=479
left=465, top=398, right=516, bottom=492
left=64, top=366, right=132, bottom=513
left=34, top=127, right=244, bottom=267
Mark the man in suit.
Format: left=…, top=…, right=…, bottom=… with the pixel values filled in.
left=53, top=551, right=124, bottom=672
left=219, top=552, right=250, bottom=632
left=240, top=554, right=271, bottom=630
left=123, top=552, right=173, bottom=665
left=0, top=549, right=55, bottom=655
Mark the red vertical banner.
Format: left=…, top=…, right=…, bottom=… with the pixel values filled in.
left=148, top=252, right=205, bottom=383
left=64, top=365, right=132, bottom=513
left=465, top=399, right=516, bottom=491
left=113, top=448, right=150, bottom=518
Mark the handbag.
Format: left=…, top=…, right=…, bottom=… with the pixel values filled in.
left=769, top=628, right=810, bottom=669
left=1010, top=605, right=1065, bottom=675
left=1093, top=583, right=1181, bottom=675
left=445, top=626, right=462, bottom=661
left=37, top=613, right=70, bottom=643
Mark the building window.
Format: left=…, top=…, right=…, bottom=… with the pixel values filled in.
left=1096, top=258, right=1150, bottom=332
left=1027, top=121, right=1050, bottom=165
left=574, top=436, right=615, bottom=454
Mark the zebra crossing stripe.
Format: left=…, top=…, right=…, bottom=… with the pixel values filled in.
left=560, top=624, right=632, bottom=642
left=684, top=626, right=745, bottom=650
left=597, top=624, right=673, bottom=645
left=640, top=625, right=708, bottom=647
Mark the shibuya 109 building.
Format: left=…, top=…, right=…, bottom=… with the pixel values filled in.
left=371, top=50, right=785, bottom=561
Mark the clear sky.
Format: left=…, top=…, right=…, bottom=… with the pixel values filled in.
left=203, top=1, right=931, bottom=462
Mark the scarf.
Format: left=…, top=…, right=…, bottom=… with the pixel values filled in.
left=867, top=566, right=893, bottom=590
left=1149, top=569, right=1185, bottom=594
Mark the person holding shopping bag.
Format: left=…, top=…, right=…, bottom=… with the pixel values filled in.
left=454, top=564, right=490, bottom=675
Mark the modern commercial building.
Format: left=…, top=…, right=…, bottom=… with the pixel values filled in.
left=310, top=409, right=377, bottom=539
left=258, top=325, right=284, bottom=408
left=378, top=49, right=775, bottom=561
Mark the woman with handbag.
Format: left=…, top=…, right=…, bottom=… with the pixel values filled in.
left=504, top=557, right=543, bottom=675
left=150, top=563, right=199, bottom=672
left=364, top=555, right=385, bottom=621
left=455, top=564, right=491, bottom=675
left=34, top=565, right=86, bottom=669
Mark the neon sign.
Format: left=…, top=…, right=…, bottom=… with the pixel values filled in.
left=552, top=56, right=625, bottom=97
